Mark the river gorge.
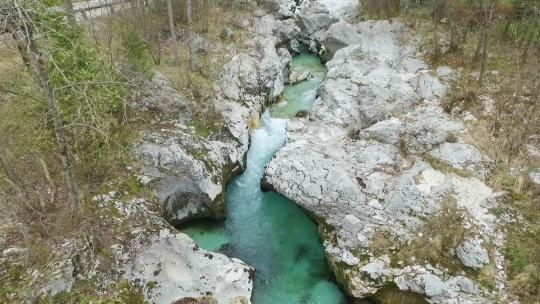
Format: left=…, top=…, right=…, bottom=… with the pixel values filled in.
left=91, top=1, right=512, bottom=303
left=182, top=53, right=349, bottom=303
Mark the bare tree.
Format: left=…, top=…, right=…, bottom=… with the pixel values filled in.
left=2, top=2, right=81, bottom=217
left=478, top=0, right=496, bottom=85
left=166, top=0, right=179, bottom=65
left=187, top=0, right=196, bottom=71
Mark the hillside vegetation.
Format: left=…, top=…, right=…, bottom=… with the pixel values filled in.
left=359, top=0, right=539, bottom=302
left=0, top=0, right=254, bottom=302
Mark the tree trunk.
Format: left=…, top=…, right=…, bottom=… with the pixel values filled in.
left=449, top=22, right=458, bottom=53
left=0, top=149, right=24, bottom=192
left=479, top=1, right=495, bottom=85
left=166, top=0, right=179, bottom=65
left=503, top=16, right=512, bottom=39
left=474, top=34, right=483, bottom=63
left=521, top=28, right=536, bottom=64
left=461, top=24, right=468, bottom=44
left=8, top=15, right=81, bottom=217
left=187, top=0, right=197, bottom=72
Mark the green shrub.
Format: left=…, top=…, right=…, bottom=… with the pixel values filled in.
left=360, top=0, right=401, bottom=19
left=120, top=22, right=154, bottom=78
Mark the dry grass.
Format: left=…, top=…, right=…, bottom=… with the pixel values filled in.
left=394, top=196, right=475, bottom=274
left=404, top=9, right=539, bottom=302
left=247, top=112, right=260, bottom=130
left=359, top=0, right=401, bottom=19
left=369, top=229, right=395, bottom=256
left=422, top=153, right=471, bottom=178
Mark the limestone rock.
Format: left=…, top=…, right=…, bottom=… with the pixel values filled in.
left=288, top=69, right=311, bottom=84
left=263, top=14, right=503, bottom=304
left=429, top=142, right=492, bottom=179
left=155, top=176, right=214, bottom=225
left=402, top=58, right=427, bottom=73
left=314, top=21, right=360, bottom=61
left=125, top=230, right=254, bottom=304
left=342, top=250, right=360, bottom=266
left=295, top=1, right=338, bottom=35
left=359, top=118, right=404, bottom=145
left=436, top=66, right=458, bottom=82
left=424, top=274, right=444, bottom=297
left=456, top=239, right=490, bottom=269
left=134, top=72, right=186, bottom=115
left=221, top=27, right=234, bottom=40
left=412, top=72, right=447, bottom=100
left=318, top=0, right=358, bottom=21
left=343, top=214, right=361, bottom=233
left=529, top=170, right=540, bottom=186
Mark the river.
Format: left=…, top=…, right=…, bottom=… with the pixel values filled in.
left=182, top=53, right=348, bottom=303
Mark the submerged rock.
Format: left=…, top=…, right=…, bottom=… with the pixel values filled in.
left=288, top=69, right=311, bottom=84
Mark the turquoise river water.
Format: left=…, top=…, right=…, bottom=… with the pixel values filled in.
left=182, top=54, right=348, bottom=303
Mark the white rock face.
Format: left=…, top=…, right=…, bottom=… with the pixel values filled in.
left=324, top=0, right=358, bottom=19
left=125, top=230, right=254, bottom=304
left=295, top=1, right=338, bottom=35
left=436, top=66, right=458, bottom=81
left=529, top=170, right=540, bottom=185
left=263, top=6, right=506, bottom=302
left=343, top=214, right=362, bottom=233
left=429, top=142, right=492, bottom=179
left=136, top=13, right=293, bottom=224
left=314, top=21, right=361, bottom=61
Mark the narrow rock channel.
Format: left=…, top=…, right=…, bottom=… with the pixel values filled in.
left=182, top=53, right=347, bottom=303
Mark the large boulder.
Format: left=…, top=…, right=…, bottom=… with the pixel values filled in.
left=288, top=69, right=311, bottom=84
left=136, top=137, right=229, bottom=223
left=134, top=72, right=187, bottom=116
left=295, top=1, right=338, bottom=35
left=314, top=21, right=361, bottom=61
left=456, top=239, right=490, bottom=269
left=125, top=230, right=254, bottom=304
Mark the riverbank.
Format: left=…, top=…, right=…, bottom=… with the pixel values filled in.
left=264, top=1, right=516, bottom=303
